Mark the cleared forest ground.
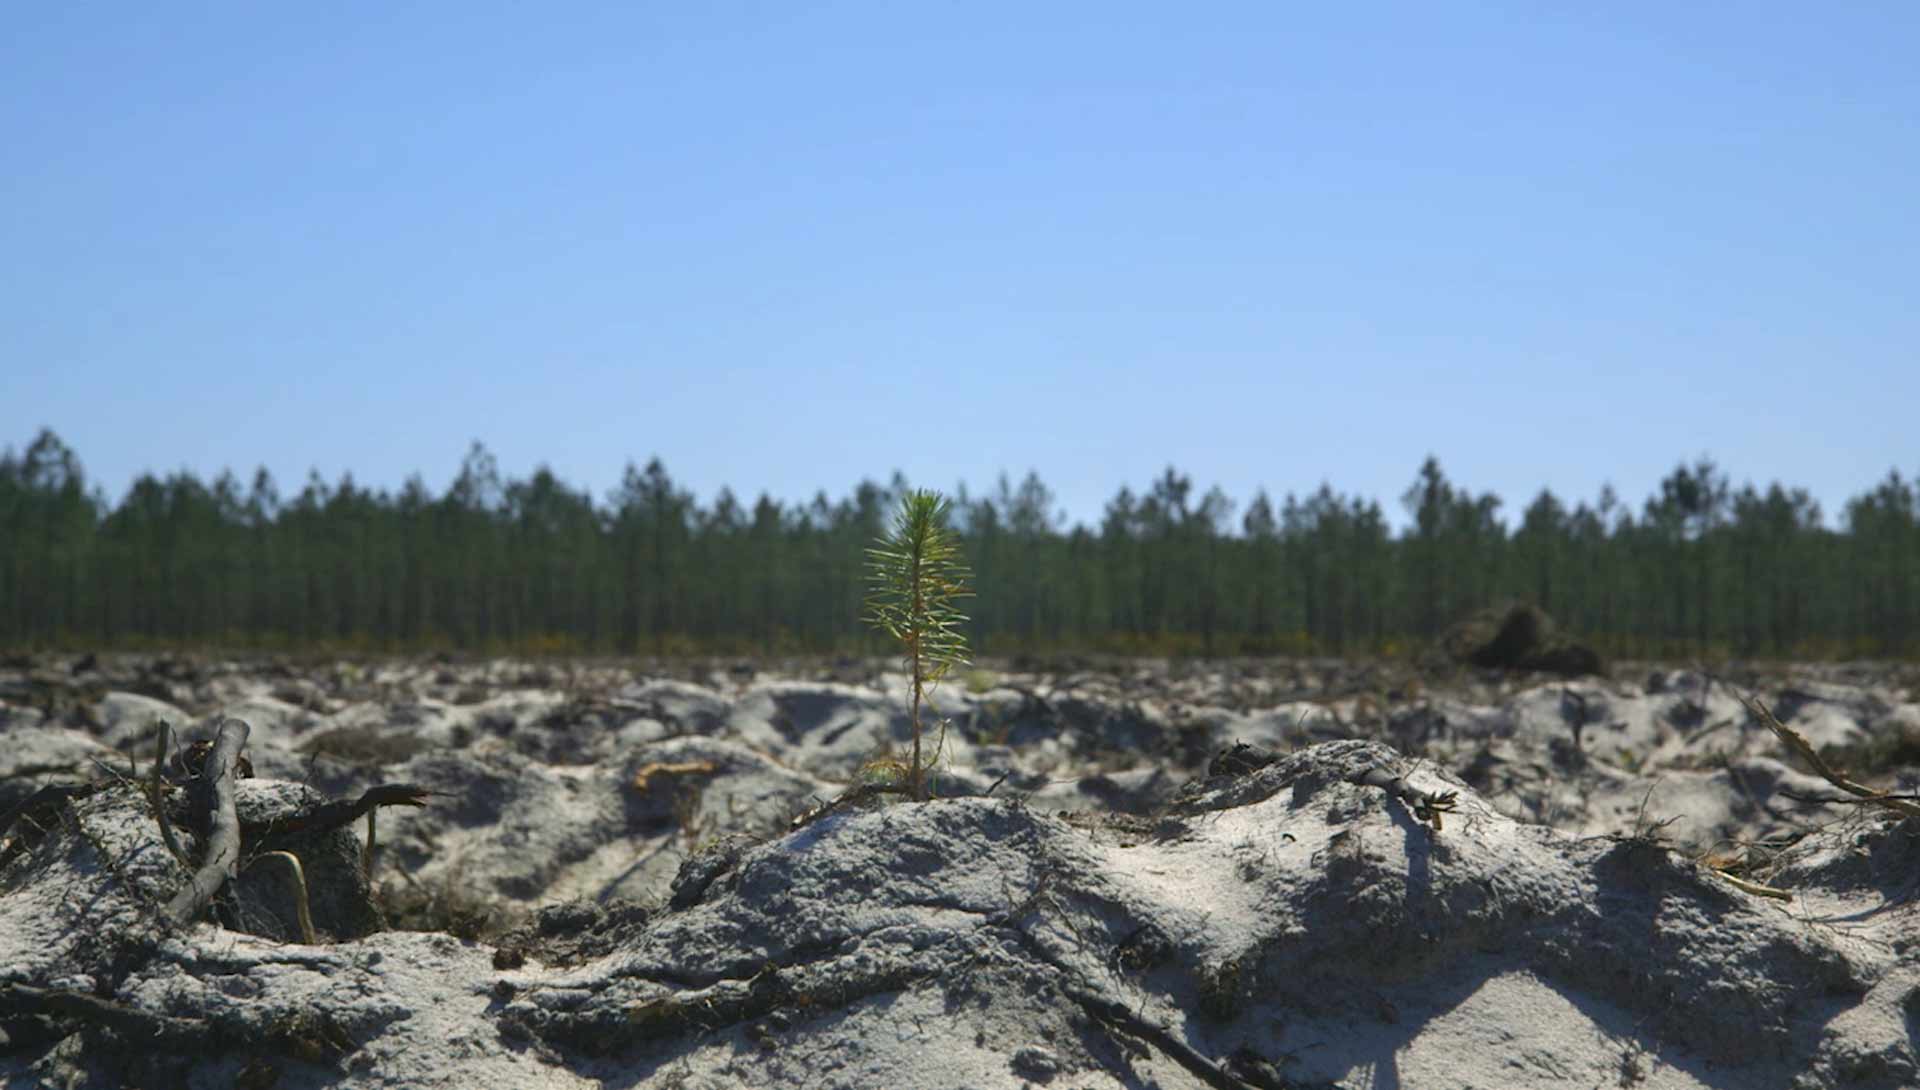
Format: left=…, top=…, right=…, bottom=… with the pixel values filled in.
left=3, top=652, right=1919, bottom=1088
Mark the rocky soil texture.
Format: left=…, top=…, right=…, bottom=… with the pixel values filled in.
left=3, top=652, right=1919, bottom=1089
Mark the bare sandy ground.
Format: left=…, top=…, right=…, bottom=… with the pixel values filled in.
left=2, top=652, right=1917, bottom=1088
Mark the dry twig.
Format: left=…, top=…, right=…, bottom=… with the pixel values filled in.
left=1744, top=696, right=1920, bottom=820
left=149, top=721, right=191, bottom=868
left=788, top=782, right=913, bottom=831
left=1710, top=867, right=1793, bottom=902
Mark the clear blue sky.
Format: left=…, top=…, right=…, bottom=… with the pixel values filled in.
left=4, top=2, right=1915, bottom=530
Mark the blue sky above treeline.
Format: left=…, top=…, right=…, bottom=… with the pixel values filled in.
left=4, top=3, right=1913, bottom=531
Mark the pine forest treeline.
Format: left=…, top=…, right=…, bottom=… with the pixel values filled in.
left=2, top=430, right=1915, bottom=658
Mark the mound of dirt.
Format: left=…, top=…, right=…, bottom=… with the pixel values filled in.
left=6, top=736, right=1917, bottom=1089
left=1442, top=601, right=1605, bottom=677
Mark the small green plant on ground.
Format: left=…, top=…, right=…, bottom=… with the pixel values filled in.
left=865, top=490, right=972, bottom=802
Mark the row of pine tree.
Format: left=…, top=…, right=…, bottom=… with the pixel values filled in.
left=2, top=430, right=1914, bottom=658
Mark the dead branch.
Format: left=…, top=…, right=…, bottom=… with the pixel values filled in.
left=242, top=783, right=438, bottom=841
left=1070, top=984, right=1271, bottom=1090
left=1744, top=696, right=1920, bottom=820
left=149, top=721, right=191, bottom=868
left=1351, top=764, right=1458, bottom=831
left=164, top=717, right=250, bottom=926
left=989, top=902, right=1267, bottom=1090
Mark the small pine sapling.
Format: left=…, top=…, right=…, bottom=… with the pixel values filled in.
left=865, top=490, right=972, bottom=802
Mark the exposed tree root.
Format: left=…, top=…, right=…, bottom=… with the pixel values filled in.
left=165, top=718, right=250, bottom=926
left=249, top=850, right=319, bottom=944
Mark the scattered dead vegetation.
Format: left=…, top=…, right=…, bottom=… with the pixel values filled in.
left=1747, top=695, right=1920, bottom=820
